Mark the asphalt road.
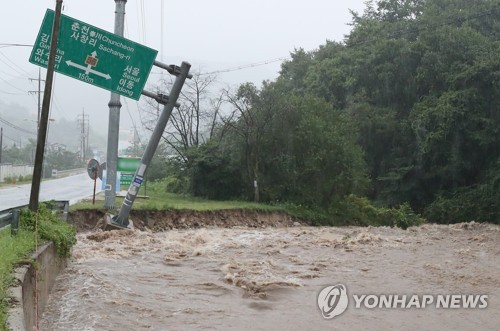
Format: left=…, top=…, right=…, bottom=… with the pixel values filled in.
left=0, top=173, right=101, bottom=211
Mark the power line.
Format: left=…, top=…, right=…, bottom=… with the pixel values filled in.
left=196, top=4, right=499, bottom=77
left=141, top=0, right=147, bottom=43
left=160, top=0, right=164, bottom=63
left=0, top=67, right=26, bottom=80
left=0, top=43, right=32, bottom=47
left=199, top=57, right=289, bottom=76
left=0, top=75, right=28, bottom=94
left=135, top=0, right=142, bottom=42
left=0, top=51, right=32, bottom=78
left=2, top=132, right=21, bottom=143
left=0, top=115, right=37, bottom=136
left=0, top=89, right=24, bottom=95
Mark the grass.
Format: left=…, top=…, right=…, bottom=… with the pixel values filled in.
left=0, top=179, right=32, bottom=188
left=0, top=204, right=77, bottom=331
left=72, top=181, right=284, bottom=212
left=0, top=228, right=36, bottom=331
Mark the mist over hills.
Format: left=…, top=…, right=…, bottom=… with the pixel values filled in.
left=0, top=99, right=106, bottom=155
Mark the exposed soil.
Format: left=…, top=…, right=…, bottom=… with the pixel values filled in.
left=68, top=209, right=304, bottom=232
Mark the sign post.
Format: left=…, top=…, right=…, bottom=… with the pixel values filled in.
left=87, top=159, right=100, bottom=205
left=29, top=1, right=63, bottom=213
left=109, top=62, right=192, bottom=228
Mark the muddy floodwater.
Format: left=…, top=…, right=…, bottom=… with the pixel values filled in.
left=40, top=222, right=499, bottom=330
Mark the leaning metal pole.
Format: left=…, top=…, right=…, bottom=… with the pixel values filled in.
left=104, top=0, right=127, bottom=209
left=112, top=61, right=191, bottom=227
left=29, top=0, right=63, bottom=212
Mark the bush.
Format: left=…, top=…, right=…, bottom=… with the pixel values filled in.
left=164, top=175, right=189, bottom=194
left=20, top=203, right=76, bottom=257
left=280, top=202, right=334, bottom=226
left=389, top=203, right=426, bottom=229
left=328, top=195, right=425, bottom=228
left=281, top=196, right=425, bottom=229
left=424, top=186, right=499, bottom=224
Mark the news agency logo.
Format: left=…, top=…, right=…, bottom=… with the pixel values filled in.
left=317, top=284, right=349, bottom=319
left=317, top=284, right=488, bottom=319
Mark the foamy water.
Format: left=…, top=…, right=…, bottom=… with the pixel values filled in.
left=40, top=224, right=500, bottom=330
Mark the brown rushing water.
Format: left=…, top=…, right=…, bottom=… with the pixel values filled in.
left=40, top=223, right=500, bottom=330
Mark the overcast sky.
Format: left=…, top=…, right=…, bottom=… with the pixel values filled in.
left=0, top=0, right=367, bottom=141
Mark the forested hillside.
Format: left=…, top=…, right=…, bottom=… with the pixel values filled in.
left=158, top=0, right=500, bottom=224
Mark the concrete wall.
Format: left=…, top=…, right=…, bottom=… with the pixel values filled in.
left=0, top=164, right=34, bottom=182
left=6, top=243, right=67, bottom=331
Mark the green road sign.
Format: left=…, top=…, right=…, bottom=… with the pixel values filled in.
left=120, top=173, right=145, bottom=186
left=120, top=173, right=135, bottom=186
left=29, top=9, right=157, bottom=101
left=118, top=157, right=141, bottom=172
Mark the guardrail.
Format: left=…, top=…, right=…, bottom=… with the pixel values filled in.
left=0, top=201, right=70, bottom=236
left=52, top=168, right=86, bottom=178
left=0, top=209, right=20, bottom=236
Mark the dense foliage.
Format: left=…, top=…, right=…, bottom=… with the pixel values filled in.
left=20, top=203, right=77, bottom=257
left=0, top=203, right=76, bottom=330
left=156, top=0, right=499, bottom=224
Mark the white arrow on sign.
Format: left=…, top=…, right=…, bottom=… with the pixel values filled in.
left=66, top=59, right=111, bottom=80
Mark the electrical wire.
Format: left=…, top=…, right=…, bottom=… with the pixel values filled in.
left=2, top=133, right=22, bottom=144
left=0, top=51, right=32, bottom=78
left=141, top=0, right=147, bottom=44
left=0, top=89, right=25, bottom=95
left=199, top=57, right=289, bottom=76
left=123, top=98, right=143, bottom=146
left=0, top=43, right=32, bottom=48
left=197, top=4, right=499, bottom=77
left=0, top=75, right=28, bottom=94
left=0, top=115, right=37, bottom=136
left=0, top=68, right=26, bottom=80
left=135, top=0, right=142, bottom=42
left=160, top=0, right=164, bottom=63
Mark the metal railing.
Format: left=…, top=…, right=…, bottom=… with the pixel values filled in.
left=0, top=201, right=69, bottom=236
left=0, top=208, right=20, bottom=236
left=51, top=168, right=86, bottom=178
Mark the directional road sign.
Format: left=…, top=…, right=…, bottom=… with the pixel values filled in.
left=29, top=9, right=158, bottom=100
left=117, top=157, right=141, bottom=173
left=120, top=173, right=135, bottom=186
left=117, top=157, right=142, bottom=186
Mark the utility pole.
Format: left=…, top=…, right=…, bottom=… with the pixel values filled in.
left=0, top=127, right=3, bottom=163
left=29, top=0, right=63, bottom=212
left=87, top=122, right=90, bottom=159
left=78, top=109, right=89, bottom=161
left=28, top=68, right=44, bottom=129
left=104, top=0, right=127, bottom=209
left=0, top=128, right=2, bottom=183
